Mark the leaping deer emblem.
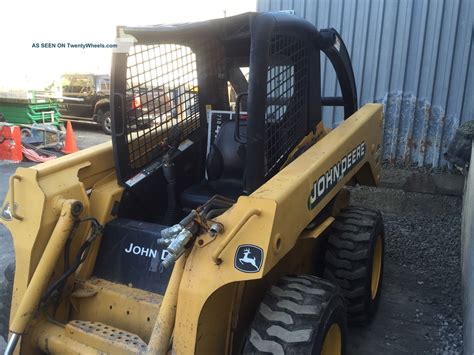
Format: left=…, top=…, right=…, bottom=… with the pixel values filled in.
left=239, top=248, right=259, bottom=270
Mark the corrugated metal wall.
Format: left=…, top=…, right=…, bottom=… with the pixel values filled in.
left=257, top=0, right=474, bottom=168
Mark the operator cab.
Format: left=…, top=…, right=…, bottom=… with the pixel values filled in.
left=110, top=11, right=357, bottom=225
left=99, top=11, right=358, bottom=293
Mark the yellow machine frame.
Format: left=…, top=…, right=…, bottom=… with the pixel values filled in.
left=1, top=104, right=382, bottom=354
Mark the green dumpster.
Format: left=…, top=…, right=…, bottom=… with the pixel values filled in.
left=0, top=93, right=62, bottom=128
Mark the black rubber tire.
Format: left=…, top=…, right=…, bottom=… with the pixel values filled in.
left=0, top=262, right=15, bottom=341
left=323, top=206, right=385, bottom=323
left=99, top=110, right=112, bottom=135
left=242, top=275, right=347, bottom=355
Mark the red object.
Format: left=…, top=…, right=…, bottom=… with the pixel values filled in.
left=0, top=125, right=22, bottom=163
left=62, top=121, right=79, bottom=154
left=132, top=96, right=141, bottom=109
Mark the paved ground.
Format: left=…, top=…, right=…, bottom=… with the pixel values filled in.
left=69, top=120, right=111, bottom=149
left=0, top=122, right=463, bottom=353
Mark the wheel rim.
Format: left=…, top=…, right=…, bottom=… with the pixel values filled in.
left=371, top=234, right=383, bottom=299
left=104, top=116, right=111, bottom=132
left=321, top=323, right=342, bottom=355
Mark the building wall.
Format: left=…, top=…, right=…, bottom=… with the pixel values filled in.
left=257, top=0, right=474, bottom=168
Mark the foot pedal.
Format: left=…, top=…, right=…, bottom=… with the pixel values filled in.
left=67, top=320, right=147, bottom=354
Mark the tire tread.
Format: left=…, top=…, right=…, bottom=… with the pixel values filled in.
left=243, top=276, right=346, bottom=354
left=324, top=206, right=384, bottom=323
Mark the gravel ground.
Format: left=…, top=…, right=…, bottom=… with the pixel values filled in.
left=383, top=207, right=462, bottom=354
left=349, top=186, right=463, bottom=354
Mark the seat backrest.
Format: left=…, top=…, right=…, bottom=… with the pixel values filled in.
left=206, top=121, right=246, bottom=181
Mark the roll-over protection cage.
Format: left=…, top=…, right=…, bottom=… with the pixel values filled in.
left=111, top=12, right=357, bottom=193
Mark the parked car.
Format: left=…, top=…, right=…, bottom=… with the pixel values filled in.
left=58, top=74, right=173, bottom=135
left=58, top=74, right=114, bottom=134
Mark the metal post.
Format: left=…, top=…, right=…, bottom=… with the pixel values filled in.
left=462, top=140, right=474, bottom=355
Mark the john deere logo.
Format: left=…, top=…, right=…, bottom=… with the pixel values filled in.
left=234, top=245, right=263, bottom=273
left=308, top=142, right=366, bottom=209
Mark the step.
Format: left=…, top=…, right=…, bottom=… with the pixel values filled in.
left=66, top=320, right=147, bottom=353
left=70, top=277, right=163, bottom=342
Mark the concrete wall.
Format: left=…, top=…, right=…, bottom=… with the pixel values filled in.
left=257, top=0, right=474, bottom=168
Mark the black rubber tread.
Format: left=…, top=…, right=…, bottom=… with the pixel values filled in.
left=242, top=275, right=347, bottom=355
left=323, top=206, right=385, bottom=323
left=0, top=262, right=15, bottom=341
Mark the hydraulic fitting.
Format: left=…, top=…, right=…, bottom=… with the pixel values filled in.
left=161, top=228, right=193, bottom=269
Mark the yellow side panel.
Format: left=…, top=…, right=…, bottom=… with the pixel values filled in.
left=173, top=104, right=383, bottom=353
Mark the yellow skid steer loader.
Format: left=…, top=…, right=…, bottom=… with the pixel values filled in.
left=1, top=12, right=384, bottom=354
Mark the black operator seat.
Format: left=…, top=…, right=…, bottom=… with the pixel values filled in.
left=180, top=120, right=247, bottom=208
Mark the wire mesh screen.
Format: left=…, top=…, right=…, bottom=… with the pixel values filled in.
left=265, top=35, right=310, bottom=176
left=125, top=44, right=200, bottom=172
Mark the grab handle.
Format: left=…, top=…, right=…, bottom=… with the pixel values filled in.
left=8, top=175, right=23, bottom=221
left=212, top=209, right=261, bottom=264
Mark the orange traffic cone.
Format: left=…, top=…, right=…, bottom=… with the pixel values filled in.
left=62, top=121, right=79, bottom=154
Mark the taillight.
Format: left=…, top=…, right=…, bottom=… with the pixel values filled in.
left=132, top=96, right=141, bottom=109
